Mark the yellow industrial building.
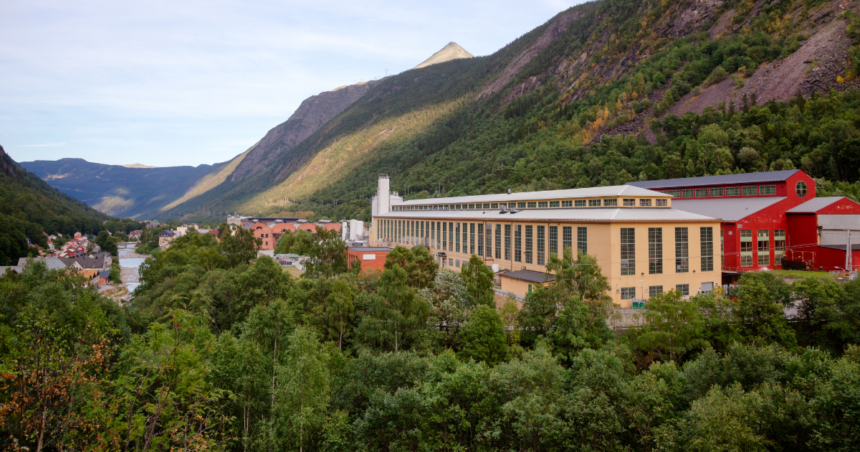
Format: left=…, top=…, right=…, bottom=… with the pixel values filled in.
left=370, top=176, right=722, bottom=307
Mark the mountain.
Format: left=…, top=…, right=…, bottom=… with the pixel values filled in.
left=0, top=145, right=109, bottom=263
left=157, top=0, right=860, bottom=225
left=21, top=158, right=227, bottom=218
left=414, top=42, right=475, bottom=69
left=23, top=0, right=860, bottom=224
left=22, top=80, right=381, bottom=219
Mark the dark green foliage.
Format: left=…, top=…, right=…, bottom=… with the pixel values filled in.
left=459, top=254, right=495, bottom=307
left=383, top=245, right=439, bottom=288
left=458, top=305, right=508, bottom=364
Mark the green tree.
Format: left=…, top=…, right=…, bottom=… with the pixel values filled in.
left=218, top=224, right=261, bottom=267
left=733, top=273, right=796, bottom=347
left=460, top=254, right=495, bottom=307
left=356, top=266, right=430, bottom=351
left=630, top=290, right=710, bottom=366
left=384, top=245, right=439, bottom=288
left=459, top=305, right=508, bottom=364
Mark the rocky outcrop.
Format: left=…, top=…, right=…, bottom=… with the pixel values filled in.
left=414, top=42, right=474, bottom=69
left=229, top=81, right=379, bottom=183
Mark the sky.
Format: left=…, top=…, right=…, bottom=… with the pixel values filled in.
left=2, top=0, right=586, bottom=167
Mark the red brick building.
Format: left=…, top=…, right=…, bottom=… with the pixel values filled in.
left=629, top=170, right=860, bottom=280
left=240, top=217, right=343, bottom=250
left=347, top=247, right=391, bottom=273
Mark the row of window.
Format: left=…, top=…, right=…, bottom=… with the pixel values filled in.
left=392, top=198, right=668, bottom=211
left=621, top=227, right=715, bottom=276
left=662, top=185, right=776, bottom=199
left=620, top=284, right=690, bottom=300
left=376, top=219, right=587, bottom=265
left=739, top=229, right=787, bottom=267
left=376, top=220, right=715, bottom=275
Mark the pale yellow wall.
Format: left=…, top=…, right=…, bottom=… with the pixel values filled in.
left=499, top=276, right=550, bottom=296
left=371, top=216, right=722, bottom=307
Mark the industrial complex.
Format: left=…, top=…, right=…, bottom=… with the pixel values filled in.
left=369, top=171, right=860, bottom=306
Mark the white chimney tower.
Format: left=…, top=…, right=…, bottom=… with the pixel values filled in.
left=377, top=175, right=390, bottom=215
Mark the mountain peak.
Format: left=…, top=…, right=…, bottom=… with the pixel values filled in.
left=414, top=42, right=474, bottom=69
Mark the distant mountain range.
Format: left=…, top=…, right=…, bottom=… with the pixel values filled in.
left=19, top=0, right=860, bottom=223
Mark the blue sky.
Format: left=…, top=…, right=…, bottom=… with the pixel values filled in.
left=2, top=0, right=586, bottom=167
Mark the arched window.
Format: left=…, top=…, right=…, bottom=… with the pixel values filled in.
left=796, top=181, right=808, bottom=198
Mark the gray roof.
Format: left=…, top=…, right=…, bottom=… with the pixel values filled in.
left=348, top=247, right=392, bottom=252
left=60, top=255, right=106, bottom=269
left=627, top=170, right=800, bottom=189
left=376, top=207, right=715, bottom=222
left=98, top=270, right=111, bottom=278
left=671, top=197, right=785, bottom=222
left=17, top=257, right=68, bottom=270
left=500, top=270, right=556, bottom=283
left=786, top=197, right=844, bottom=213
left=395, top=185, right=669, bottom=206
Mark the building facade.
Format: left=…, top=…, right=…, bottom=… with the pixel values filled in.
left=628, top=170, right=860, bottom=278
left=369, top=178, right=722, bottom=307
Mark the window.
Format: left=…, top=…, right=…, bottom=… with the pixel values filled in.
left=604, top=199, right=618, bottom=207
left=741, top=230, right=753, bottom=267
left=563, top=226, right=572, bottom=253
left=437, top=222, right=441, bottom=249
left=757, top=229, right=770, bottom=266
left=483, top=203, right=490, bottom=209
left=550, top=201, right=560, bottom=208
left=549, top=226, right=558, bottom=257
left=514, top=225, right=522, bottom=262
left=443, top=222, right=447, bottom=250
left=702, top=227, right=714, bottom=271
left=649, top=228, right=663, bottom=274
left=588, top=199, right=602, bottom=207
left=667, top=190, right=681, bottom=198
left=463, top=222, right=468, bottom=255
left=491, top=203, right=498, bottom=209
left=562, top=200, right=573, bottom=207
left=470, top=223, right=475, bottom=255
left=726, top=187, right=740, bottom=196
left=710, top=188, right=724, bottom=197
left=537, top=226, right=545, bottom=265
left=621, top=228, right=636, bottom=276
left=676, top=284, right=689, bottom=296
left=449, top=222, right=454, bottom=251
left=455, top=223, right=461, bottom=252
left=759, top=185, right=776, bottom=195
left=675, top=227, right=689, bottom=273
left=525, top=225, right=533, bottom=264
left=640, top=199, right=652, bottom=207
left=695, top=189, right=708, bottom=198
left=449, top=258, right=453, bottom=267
left=494, top=224, right=501, bottom=258
left=477, top=223, right=483, bottom=256
left=796, top=181, right=808, bottom=197
left=538, top=201, right=548, bottom=208
left=577, top=227, right=587, bottom=255
left=682, top=189, right=694, bottom=198
left=505, top=225, right=512, bottom=261
left=623, top=199, right=636, bottom=207
left=575, top=200, right=586, bottom=207
left=518, top=202, right=526, bottom=208
left=621, top=287, right=636, bottom=300
left=775, top=230, right=786, bottom=265
left=656, top=199, right=668, bottom=206
left=456, top=259, right=460, bottom=268
left=649, top=286, right=663, bottom=298
left=527, top=202, right=537, bottom=208
left=742, top=186, right=758, bottom=196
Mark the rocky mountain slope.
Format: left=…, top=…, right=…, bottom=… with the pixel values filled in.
left=414, top=42, right=475, bottom=69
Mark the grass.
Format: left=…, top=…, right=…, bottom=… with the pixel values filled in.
left=771, top=269, right=837, bottom=280
left=283, top=266, right=304, bottom=278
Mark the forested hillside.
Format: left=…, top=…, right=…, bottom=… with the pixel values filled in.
left=159, top=0, right=860, bottom=223
left=0, top=146, right=110, bottom=263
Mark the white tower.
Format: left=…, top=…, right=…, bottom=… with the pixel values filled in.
left=377, top=176, right=390, bottom=216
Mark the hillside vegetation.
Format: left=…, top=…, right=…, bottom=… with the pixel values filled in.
left=155, top=0, right=860, bottom=224
left=0, top=146, right=109, bottom=262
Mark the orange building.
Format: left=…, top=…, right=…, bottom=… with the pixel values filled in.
left=347, top=247, right=391, bottom=273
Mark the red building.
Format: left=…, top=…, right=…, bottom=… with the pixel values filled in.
left=241, top=217, right=343, bottom=250
left=347, top=247, right=391, bottom=273
left=629, top=170, right=860, bottom=281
